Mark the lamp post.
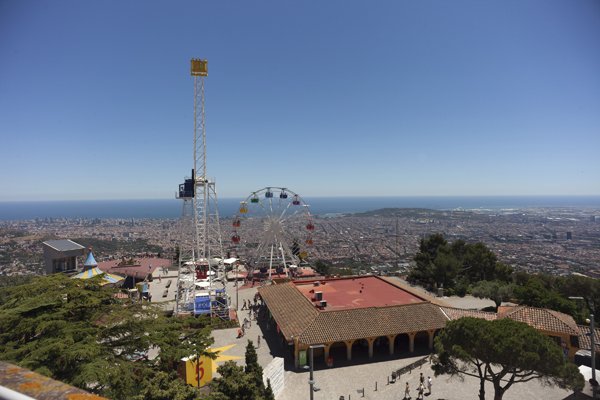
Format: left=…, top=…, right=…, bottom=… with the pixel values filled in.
left=570, top=296, right=597, bottom=399
left=308, top=344, right=325, bottom=400
left=235, top=262, right=239, bottom=310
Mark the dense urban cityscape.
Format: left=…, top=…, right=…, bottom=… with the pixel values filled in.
left=2, top=206, right=599, bottom=279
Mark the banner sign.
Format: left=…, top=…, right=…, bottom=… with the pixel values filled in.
left=299, top=350, right=307, bottom=367
left=179, top=355, right=213, bottom=387
left=194, top=295, right=210, bottom=315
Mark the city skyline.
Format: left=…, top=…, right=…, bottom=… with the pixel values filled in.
left=1, top=1, right=599, bottom=201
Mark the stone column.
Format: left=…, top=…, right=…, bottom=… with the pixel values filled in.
left=345, top=340, right=354, bottom=361
left=409, top=332, right=416, bottom=353
left=293, top=337, right=299, bottom=368
left=367, top=338, right=375, bottom=359
left=324, top=343, right=331, bottom=363
left=428, top=330, right=436, bottom=350
left=388, top=335, right=396, bottom=355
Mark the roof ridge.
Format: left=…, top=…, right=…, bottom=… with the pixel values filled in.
left=440, top=305, right=495, bottom=313
left=498, top=305, right=525, bottom=317
left=318, top=301, right=433, bottom=314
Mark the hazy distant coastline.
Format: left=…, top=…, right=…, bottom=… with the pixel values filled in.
left=1, top=196, right=599, bottom=221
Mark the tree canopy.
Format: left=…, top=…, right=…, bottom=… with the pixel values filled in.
left=408, top=234, right=512, bottom=293
left=207, top=341, right=272, bottom=400
left=407, top=233, right=600, bottom=323
left=0, top=274, right=214, bottom=399
left=433, top=317, right=584, bottom=400
left=471, top=280, right=515, bottom=309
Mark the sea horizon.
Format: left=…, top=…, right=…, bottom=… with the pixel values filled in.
left=1, top=195, right=599, bottom=221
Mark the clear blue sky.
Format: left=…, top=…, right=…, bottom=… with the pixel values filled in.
left=1, top=0, right=599, bottom=201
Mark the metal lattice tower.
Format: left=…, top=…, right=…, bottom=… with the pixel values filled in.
left=175, top=59, right=226, bottom=317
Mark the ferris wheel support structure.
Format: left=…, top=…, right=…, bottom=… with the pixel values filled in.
left=232, top=187, right=314, bottom=281
left=175, top=59, right=226, bottom=318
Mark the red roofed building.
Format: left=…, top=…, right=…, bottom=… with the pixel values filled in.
left=259, top=277, right=590, bottom=368
left=98, top=257, right=172, bottom=282
left=442, top=305, right=582, bottom=360
left=259, top=276, right=448, bottom=367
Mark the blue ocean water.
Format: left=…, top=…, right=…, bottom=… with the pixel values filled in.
left=0, top=196, right=599, bottom=220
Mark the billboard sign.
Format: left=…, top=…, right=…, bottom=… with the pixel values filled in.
left=194, top=295, right=210, bottom=315
left=179, top=355, right=213, bottom=387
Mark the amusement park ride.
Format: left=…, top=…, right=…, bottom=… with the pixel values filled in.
left=175, top=59, right=227, bottom=318
left=174, top=59, right=315, bottom=318
left=231, top=187, right=314, bottom=280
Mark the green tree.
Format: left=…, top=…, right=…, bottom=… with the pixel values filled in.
left=264, top=379, right=275, bottom=400
left=462, top=242, right=498, bottom=282
left=409, top=233, right=449, bottom=288
left=512, top=275, right=579, bottom=318
left=245, top=340, right=260, bottom=374
left=470, top=280, right=515, bottom=309
left=432, top=247, right=461, bottom=290
left=209, top=361, right=264, bottom=400
left=314, top=260, right=331, bottom=276
left=494, top=262, right=514, bottom=283
left=133, top=371, right=200, bottom=400
left=409, top=234, right=515, bottom=293
left=433, top=317, right=584, bottom=400
left=0, top=274, right=213, bottom=398
left=245, top=340, right=268, bottom=395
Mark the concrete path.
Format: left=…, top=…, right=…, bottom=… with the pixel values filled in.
left=209, top=280, right=277, bottom=377
left=277, top=356, right=574, bottom=400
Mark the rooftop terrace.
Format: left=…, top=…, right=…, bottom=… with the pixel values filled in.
left=294, top=275, right=425, bottom=311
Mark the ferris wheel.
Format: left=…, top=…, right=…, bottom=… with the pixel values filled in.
left=231, top=187, right=314, bottom=279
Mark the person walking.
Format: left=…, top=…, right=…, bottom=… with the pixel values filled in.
left=242, top=299, right=247, bottom=310
left=257, top=335, right=261, bottom=348
left=404, top=382, right=410, bottom=399
left=419, top=372, right=424, bottom=386
left=427, top=376, right=432, bottom=395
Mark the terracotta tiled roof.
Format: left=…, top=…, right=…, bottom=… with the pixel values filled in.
left=259, top=282, right=448, bottom=345
left=258, top=282, right=319, bottom=341
left=98, top=258, right=171, bottom=279
left=577, top=325, right=600, bottom=352
left=499, top=306, right=579, bottom=336
left=299, top=302, right=448, bottom=345
left=439, top=306, right=497, bottom=321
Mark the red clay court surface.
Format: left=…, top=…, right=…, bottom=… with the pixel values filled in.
left=294, top=276, right=426, bottom=311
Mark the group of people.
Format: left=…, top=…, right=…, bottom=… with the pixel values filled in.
left=237, top=294, right=263, bottom=339
left=241, top=294, right=262, bottom=311
left=403, top=373, right=432, bottom=400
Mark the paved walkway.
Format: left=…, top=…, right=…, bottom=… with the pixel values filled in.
left=210, top=280, right=277, bottom=376
left=278, top=356, right=575, bottom=400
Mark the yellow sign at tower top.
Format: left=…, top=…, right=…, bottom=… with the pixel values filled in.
left=191, top=59, right=208, bottom=76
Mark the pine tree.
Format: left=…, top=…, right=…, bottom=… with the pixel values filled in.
left=433, top=317, right=584, bottom=400
left=209, top=361, right=262, bottom=400
left=264, top=378, right=276, bottom=400
left=0, top=274, right=213, bottom=398
left=245, top=340, right=265, bottom=388
left=244, top=340, right=259, bottom=373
